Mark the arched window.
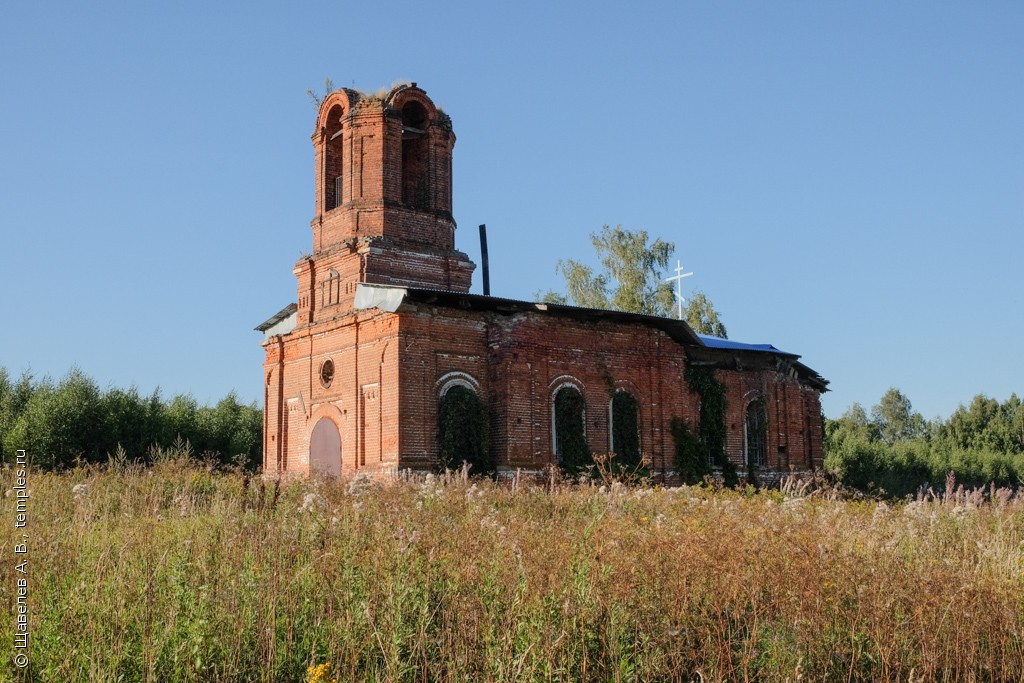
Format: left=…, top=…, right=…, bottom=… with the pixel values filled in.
left=309, top=417, right=342, bottom=477
left=745, top=399, right=767, bottom=467
left=324, top=104, right=345, bottom=211
left=438, top=384, right=491, bottom=474
left=610, top=390, right=641, bottom=468
left=553, top=384, right=590, bottom=473
left=401, top=101, right=429, bottom=209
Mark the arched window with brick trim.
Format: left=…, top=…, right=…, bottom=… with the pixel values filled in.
left=745, top=398, right=767, bottom=467
left=552, top=383, right=590, bottom=473
left=323, top=104, right=345, bottom=211
left=437, top=379, right=491, bottom=475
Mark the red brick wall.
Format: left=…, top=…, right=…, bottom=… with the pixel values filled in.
left=262, top=309, right=402, bottom=477
left=394, top=306, right=700, bottom=476
left=261, top=82, right=826, bottom=479
left=263, top=302, right=826, bottom=478
left=717, top=368, right=824, bottom=471
left=302, top=85, right=471, bottom=315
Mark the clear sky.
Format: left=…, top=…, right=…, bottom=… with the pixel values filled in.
left=2, top=1, right=1021, bottom=421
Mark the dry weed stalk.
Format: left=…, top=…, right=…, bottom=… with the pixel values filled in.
left=2, top=455, right=1022, bottom=681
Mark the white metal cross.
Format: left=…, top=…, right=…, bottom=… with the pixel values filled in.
left=664, top=259, right=693, bottom=320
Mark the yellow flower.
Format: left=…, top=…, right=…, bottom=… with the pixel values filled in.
left=306, top=662, right=339, bottom=683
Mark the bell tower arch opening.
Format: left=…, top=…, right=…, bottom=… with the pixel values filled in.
left=301, top=83, right=475, bottom=313
left=401, top=101, right=430, bottom=209
left=323, top=104, right=345, bottom=212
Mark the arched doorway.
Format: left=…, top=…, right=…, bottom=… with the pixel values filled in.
left=309, top=417, right=342, bottom=477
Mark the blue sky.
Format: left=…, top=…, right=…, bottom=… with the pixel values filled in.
left=2, top=1, right=1021, bottom=421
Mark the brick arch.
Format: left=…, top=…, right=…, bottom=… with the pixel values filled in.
left=435, top=371, right=481, bottom=398
left=549, top=376, right=588, bottom=465
left=611, top=378, right=641, bottom=397
left=741, top=388, right=765, bottom=405
left=307, top=403, right=350, bottom=474
left=314, top=89, right=357, bottom=135
left=320, top=95, right=348, bottom=213
left=385, top=84, right=439, bottom=123
left=548, top=374, right=586, bottom=397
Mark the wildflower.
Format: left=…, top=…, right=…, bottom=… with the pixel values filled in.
left=306, top=662, right=338, bottom=683
left=782, top=497, right=805, bottom=512
left=395, top=526, right=419, bottom=553
left=301, top=492, right=327, bottom=512
left=347, top=472, right=376, bottom=496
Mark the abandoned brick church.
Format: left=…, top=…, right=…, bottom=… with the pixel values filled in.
left=257, top=83, right=828, bottom=480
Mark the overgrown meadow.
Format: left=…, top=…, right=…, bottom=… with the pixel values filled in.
left=2, top=456, right=1023, bottom=682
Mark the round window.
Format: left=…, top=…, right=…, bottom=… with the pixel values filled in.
left=319, top=359, right=335, bottom=388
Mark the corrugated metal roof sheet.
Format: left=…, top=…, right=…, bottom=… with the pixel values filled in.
left=255, top=303, right=298, bottom=332
left=695, top=334, right=797, bottom=357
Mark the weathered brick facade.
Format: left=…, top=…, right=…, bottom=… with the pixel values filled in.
left=258, top=83, right=828, bottom=480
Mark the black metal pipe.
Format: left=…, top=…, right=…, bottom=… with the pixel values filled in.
left=479, top=224, right=490, bottom=296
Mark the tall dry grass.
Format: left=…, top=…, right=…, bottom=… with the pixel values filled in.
left=2, top=458, right=1023, bottom=682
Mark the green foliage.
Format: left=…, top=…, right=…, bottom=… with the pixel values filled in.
left=438, top=386, right=492, bottom=474
left=0, top=366, right=262, bottom=469
left=3, top=369, right=102, bottom=468
left=826, top=389, right=1024, bottom=497
left=943, top=393, right=1024, bottom=453
left=745, top=461, right=760, bottom=488
left=871, top=387, right=925, bottom=444
left=539, top=224, right=728, bottom=339
left=684, top=290, right=728, bottom=338
left=555, top=387, right=592, bottom=475
left=721, top=456, right=741, bottom=488
left=610, top=390, right=641, bottom=469
left=540, top=225, right=675, bottom=316
left=671, top=417, right=709, bottom=484
left=684, top=366, right=735, bottom=480
left=825, top=402, right=874, bottom=444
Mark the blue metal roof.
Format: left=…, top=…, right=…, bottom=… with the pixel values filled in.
left=696, top=334, right=797, bottom=357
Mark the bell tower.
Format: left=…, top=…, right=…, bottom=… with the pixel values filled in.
left=293, top=83, right=476, bottom=325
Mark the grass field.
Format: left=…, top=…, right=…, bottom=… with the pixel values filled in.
left=2, top=457, right=1023, bottom=682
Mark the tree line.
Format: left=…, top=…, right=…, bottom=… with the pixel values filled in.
left=825, top=388, right=1024, bottom=496
left=0, top=367, right=262, bottom=469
